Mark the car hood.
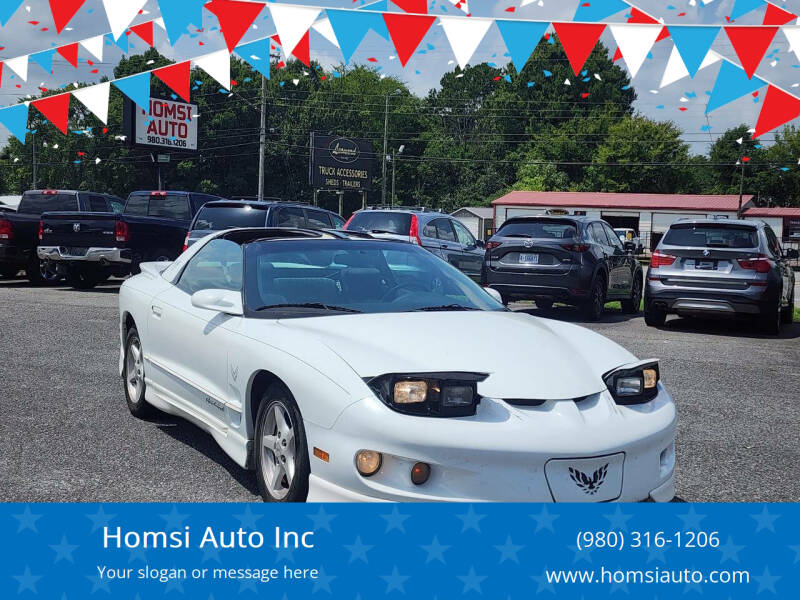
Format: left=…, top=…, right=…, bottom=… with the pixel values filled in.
left=278, top=311, right=637, bottom=400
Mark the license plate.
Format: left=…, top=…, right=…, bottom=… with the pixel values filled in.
left=62, top=247, right=88, bottom=257
left=519, top=253, right=539, bottom=264
left=696, top=260, right=716, bottom=270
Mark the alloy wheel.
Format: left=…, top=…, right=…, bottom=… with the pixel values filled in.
left=125, top=337, right=144, bottom=401
left=261, top=401, right=297, bottom=500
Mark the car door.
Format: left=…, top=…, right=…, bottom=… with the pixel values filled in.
left=601, top=222, right=633, bottom=297
left=147, top=238, right=244, bottom=428
left=451, top=218, right=483, bottom=280
left=273, top=206, right=307, bottom=228
left=428, top=218, right=462, bottom=269
left=305, top=208, right=333, bottom=230
left=765, top=226, right=792, bottom=306
left=588, top=223, right=614, bottom=296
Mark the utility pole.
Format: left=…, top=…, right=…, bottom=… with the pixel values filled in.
left=391, top=149, right=396, bottom=207
left=737, top=161, right=745, bottom=219
left=381, top=94, right=389, bottom=205
left=31, top=131, right=38, bottom=190
left=258, top=73, right=267, bottom=201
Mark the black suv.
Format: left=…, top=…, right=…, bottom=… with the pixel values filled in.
left=481, top=216, right=643, bottom=320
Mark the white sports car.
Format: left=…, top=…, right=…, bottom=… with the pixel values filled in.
left=118, top=228, right=676, bottom=502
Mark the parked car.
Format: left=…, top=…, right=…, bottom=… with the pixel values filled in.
left=119, top=228, right=676, bottom=502
left=38, top=191, right=224, bottom=289
left=0, top=189, right=124, bottom=284
left=482, top=216, right=643, bottom=320
left=184, top=201, right=345, bottom=249
left=343, top=207, right=484, bottom=281
left=644, top=218, right=798, bottom=333
left=614, top=228, right=643, bottom=254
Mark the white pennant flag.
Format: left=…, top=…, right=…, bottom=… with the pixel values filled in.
left=269, top=4, right=320, bottom=55
left=609, top=23, right=661, bottom=79
left=439, top=16, right=492, bottom=69
left=448, top=0, right=469, bottom=14
left=5, top=55, right=29, bottom=81
left=312, top=18, right=340, bottom=48
left=73, top=82, right=111, bottom=124
left=80, top=35, right=105, bottom=62
left=194, top=50, right=231, bottom=89
left=782, top=26, right=800, bottom=62
left=659, top=45, right=721, bottom=88
left=102, top=0, right=148, bottom=41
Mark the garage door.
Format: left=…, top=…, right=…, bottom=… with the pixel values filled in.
left=651, top=213, right=704, bottom=233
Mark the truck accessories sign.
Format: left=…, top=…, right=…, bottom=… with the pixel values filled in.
left=309, top=133, right=373, bottom=191
left=127, top=98, right=198, bottom=151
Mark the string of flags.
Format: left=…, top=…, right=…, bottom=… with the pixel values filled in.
left=1, top=1, right=800, bottom=141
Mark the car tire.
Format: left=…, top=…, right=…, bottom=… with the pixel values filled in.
left=759, top=296, right=782, bottom=335
left=781, top=289, right=794, bottom=324
left=582, top=276, right=606, bottom=321
left=621, top=274, right=642, bottom=314
left=123, top=326, right=155, bottom=418
left=26, top=257, right=60, bottom=286
left=66, top=267, right=106, bottom=290
left=644, top=304, right=667, bottom=327
left=254, top=383, right=310, bottom=503
left=0, top=265, right=20, bottom=279
left=535, top=299, right=553, bottom=311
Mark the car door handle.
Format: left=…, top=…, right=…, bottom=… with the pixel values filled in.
left=440, top=244, right=449, bottom=249
left=151, top=305, right=163, bottom=318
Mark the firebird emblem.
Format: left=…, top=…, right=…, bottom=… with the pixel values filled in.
left=230, top=365, right=239, bottom=382
left=569, top=464, right=608, bottom=495
left=73, top=223, right=81, bottom=232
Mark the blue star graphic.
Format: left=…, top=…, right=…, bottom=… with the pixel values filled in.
left=128, top=546, right=148, bottom=564
left=381, top=506, right=410, bottom=533
left=159, top=506, right=189, bottom=529
left=604, top=506, right=633, bottom=531
left=751, top=506, right=779, bottom=533
left=13, top=566, right=42, bottom=593
left=50, top=535, right=79, bottom=563
left=274, top=544, right=296, bottom=564
left=530, top=506, right=559, bottom=533
left=789, top=545, right=800, bottom=564
left=344, top=536, right=373, bottom=563
left=457, top=567, right=487, bottom=594
left=753, top=567, right=780, bottom=594
left=718, top=536, right=744, bottom=564
left=682, top=566, right=702, bottom=595
left=568, top=544, right=592, bottom=564
left=494, top=536, right=523, bottom=564
left=312, top=567, right=336, bottom=594
left=456, top=505, right=486, bottom=533
left=238, top=575, right=258, bottom=594
left=86, top=574, right=111, bottom=594
left=646, top=546, right=668, bottom=565
left=308, top=506, right=337, bottom=533
left=12, top=506, right=43, bottom=533
left=531, top=569, right=555, bottom=595
left=86, top=507, right=116, bottom=533
left=677, top=506, right=706, bottom=530
left=609, top=567, right=629, bottom=595
left=421, top=536, right=451, bottom=564
left=233, top=506, right=263, bottom=530
left=201, top=544, right=221, bottom=564
left=380, top=566, right=410, bottom=594
left=164, top=573, right=185, bottom=595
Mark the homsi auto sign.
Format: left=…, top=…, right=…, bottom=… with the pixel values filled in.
left=133, top=98, right=198, bottom=150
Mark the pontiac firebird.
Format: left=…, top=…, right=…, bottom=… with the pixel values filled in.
left=118, top=228, right=676, bottom=502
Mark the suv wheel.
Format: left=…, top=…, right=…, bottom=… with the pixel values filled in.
left=759, top=296, right=782, bottom=335
left=582, top=276, right=606, bottom=321
left=644, top=302, right=667, bottom=327
left=26, top=257, right=60, bottom=286
left=621, top=275, right=642, bottom=314
left=535, top=299, right=553, bottom=311
left=66, top=266, right=106, bottom=290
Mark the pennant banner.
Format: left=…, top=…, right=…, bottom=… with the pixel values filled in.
left=130, top=22, right=155, bottom=47
left=32, top=94, right=71, bottom=134
left=269, top=3, right=320, bottom=57
left=706, top=60, right=767, bottom=113
left=154, top=61, right=191, bottom=102
left=311, top=18, right=340, bottom=49
left=0, top=0, right=24, bottom=26
left=763, top=3, right=797, bottom=25
left=383, top=13, right=437, bottom=67
left=668, top=26, right=720, bottom=79
left=30, top=50, right=56, bottom=75
left=0, top=103, right=29, bottom=141
left=5, top=56, right=29, bottom=82
left=659, top=46, right=720, bottom=88
left=439, top=17, right=493, bottom=70
left=101, top=0, right=148, bottom=41
left=234, top=39, right=272, bottom=79
left=49, top=0, right=87, bottom=34
left=754, top=85, right=800, bottom=138
left=157, top=0, right=206, bottom=46
left=730, top=0, right=766, bottom=21
left=573, top=0, right=629, bottom=23
left=393, top=0, right=427, bottom=14
left=552, top=22, right=607, bottom=76
left=80, top=36, right=105, bottom=62
left=609, top=23, right=661, bottom=78
left=57, top=43, right=80, bottom=69
left=113, top=72, right=151, bottom=111
left=496, top=20, right=549, bottom=73
left=194, top=49, right=232, bottom=89
left=725, top=26, right=778, bottom=79
left=72, top=82, right=111, bottom=125
left=326, top=10, right=388, bottom=64
left=207, top=0, right=268, bottom=53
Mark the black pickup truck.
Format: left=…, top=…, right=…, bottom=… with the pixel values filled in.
left=0, top=190, right=124, bottom=284
left=38, top=190, right=224, bottom=288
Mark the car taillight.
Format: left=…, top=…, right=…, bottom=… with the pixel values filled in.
left=0, top=219, right=13, bottom=240
left=409, top=214, right=421, bottom=245
left=650, top=251, right=676, bottom=268
left=38, top=220, right=43, bottom=241
left=115, top=220, right=129, bottom=243
left=342, top=214, right=354, bottom=229
left=738, top=254, right=771, bottom=273
left=485, top=241, right=502, bottom=250
left=150, top=191, right=167, bottom=197
left=42, top=190, right=58, bottom=195
left=182, top=232, right=190, bottom=252
left=561, top=243, right=590, bottom=252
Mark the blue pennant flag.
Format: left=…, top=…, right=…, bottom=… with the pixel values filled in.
left=574, top=0, right=628, bottom=22
left=496, top=20, right=549, bottom=73
left=105, top=33, right=129, bottom=54
left=669, top=26, right=720, bottom=78
left=0, top=103, right=29, bottom=142
left=360, top=0, right=389, bottom=10
left=30, top=49, right=56, bottom=74
left=235, top=39, right=271, bottom=79
left=327, top=9, right=389, bottom=63
left=114, top=72, right=151, bottom=112
left=730, top=0, right=766, bottom=20
left=706, top=61, right=766, bottom=114
left=157, top=0, right=206, bottom=46
left=0, top=0, right=24, bottom=26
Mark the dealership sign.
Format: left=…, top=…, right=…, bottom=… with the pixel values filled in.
left=785, top=217, right=800, bottom=240
left=309, top=133, right=373, bottom=191
left=125, top=98, right=198, bottom=151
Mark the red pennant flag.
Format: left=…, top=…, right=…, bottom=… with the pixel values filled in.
left=57, top=43, right=79, bottom=68
left=754, top=86, right=800, bottom=138
left=383, top=13, right=437, bottom=67
left=291, top=30, right=310, bottom=67
left=725, top=26, right=778, bottom=79
left=627, top=8, right=658, bottom=24
left=154, top=61, right=191, bottom=102
left=33, top=94, right=71, bottom=134
left=552, top=23, right=606, bottom=76
left=205, top=0, right=266, bottom=52
left=656, top=26, right=670, bottom=42
left=49, top=0, right=86, bottom=34
left=130, top=22, right=154, bottom=46
left=612, top=47, right=622, bottom=61
left=392, top=0, right=428, bottom=13
left=762, top=4, right=797, bottom=26
left=0, top=62, right=3, bottom=89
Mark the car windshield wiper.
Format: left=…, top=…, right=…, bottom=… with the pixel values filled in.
left=503, top=233, right=533, bottom=238
left=253, top=303, right=362, bottom=313
left=369, top=229, right=402, bottom=235
left=413, top=304, right=481, bottom=312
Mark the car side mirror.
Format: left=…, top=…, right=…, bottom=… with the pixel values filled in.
left=483, top=287, right=503, bottom=304
left=475, top=239, right=485, bottom=249
left=784, top=248, right=799, bottom=259
left=191, top=288, right=243, bottom=316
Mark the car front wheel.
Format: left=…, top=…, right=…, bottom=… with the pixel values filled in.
left=123, top=326, right=155, bottom=418
left=644, top=302, right=667, bottom=327
left=621, top=275, right=642, bottom=314
left=582, top=276, right=606, bottom=321
left=254, top=383, right=310, bottom=502
left=758, top=295, right=782, bottom=335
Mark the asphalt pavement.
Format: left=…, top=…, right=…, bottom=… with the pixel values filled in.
left=1, top=277, right=799, bottom=502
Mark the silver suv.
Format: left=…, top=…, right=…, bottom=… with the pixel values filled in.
left=644, top=219, right=798, bottom=334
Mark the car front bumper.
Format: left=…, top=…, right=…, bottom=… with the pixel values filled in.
left=304, top=384, right=677, bottom=503
left=38, top=246, right=132, bottom=264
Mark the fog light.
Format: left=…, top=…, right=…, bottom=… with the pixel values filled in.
left=441, top=385, right=474, bottom=407
left=355, top=450, right=382, bottom=477
left=616, top=376, right=643, bottom=396
left=394, top=381, right=427, bottom=404
left=410, top=462, right=430, bottom=485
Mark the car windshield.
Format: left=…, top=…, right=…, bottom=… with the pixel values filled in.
left=497, top=220, right=578, bottom=239
left=243, top=239, right=504, bottom=317
left=194, top=206, right=268, bottom=230
left=345, top=212, right=412, bottom=234
left=663, top=224, right=758, bottom=248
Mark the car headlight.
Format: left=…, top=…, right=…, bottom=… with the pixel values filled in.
left=367, top=372, right=487, bottom=417
left=603, top=360, right=660, bottom=405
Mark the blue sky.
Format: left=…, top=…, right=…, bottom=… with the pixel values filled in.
left=1, top=0, right=800, bottom=154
